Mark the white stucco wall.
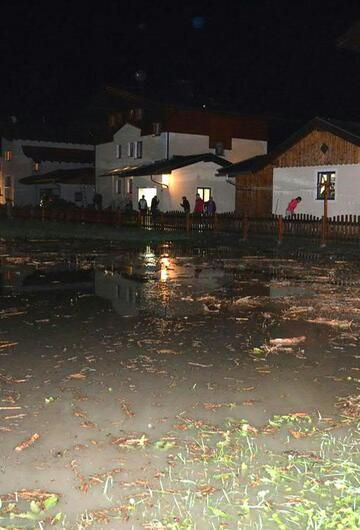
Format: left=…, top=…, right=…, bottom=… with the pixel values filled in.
left=132, top=161, right=235, bottom=213
left=96, top=123, right=267, bottom=211
left=273, top=164, right=360, bottom=217
left=1, top=137, right=94, bottom=206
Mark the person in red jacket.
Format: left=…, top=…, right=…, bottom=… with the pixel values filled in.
left=286, top=196, right=302, bottom=217
left=194, top=193, right=204, bottom=214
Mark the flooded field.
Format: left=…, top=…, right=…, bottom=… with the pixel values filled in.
left=0, top=241, right=359, bottom=529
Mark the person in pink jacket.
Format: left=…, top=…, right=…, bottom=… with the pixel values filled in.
left=286, top=196, right=302, bottom=217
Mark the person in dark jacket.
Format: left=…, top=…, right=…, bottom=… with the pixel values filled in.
left=205, top=196, right=216, bottom=215
left=180, top=196, right=190, bottom=213
left=151, top=195, right=160, bottom=215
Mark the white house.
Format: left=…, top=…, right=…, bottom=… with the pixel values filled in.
left=218, top=117, right=360, bottom=218
left=0, top=130, right=95, bottom=207
left=96, top=99, right=268, bottom=213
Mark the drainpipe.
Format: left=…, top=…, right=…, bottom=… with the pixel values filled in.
left=166, top=132, right=170, bottom=160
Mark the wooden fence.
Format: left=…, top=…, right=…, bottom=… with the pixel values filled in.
left=2, top=205, right=360, bottom=243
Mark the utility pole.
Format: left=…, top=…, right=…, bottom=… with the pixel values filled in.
left=321, top=177, right=329, bottom=247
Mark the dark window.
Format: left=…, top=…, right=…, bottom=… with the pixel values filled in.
left=153, top=122, right=161, bottom=135
left=317, top=171, right=335, bottom=200
left=4, top=175, right=12, bottom=187
left=135, top=141, right=143, bottom=159
left=135, top=108, right=143, bottom=120
left=215, top=142, right=224, bottom=156
left=116, top=178, right=122, bottom=194
left=197, top=187, right=211, bottom=202
left=128, top=142, right=135, bottom=157
left=74, top=192, right=83, bottom=202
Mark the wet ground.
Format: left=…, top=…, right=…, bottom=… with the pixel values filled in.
left=0, top=241, right=359, bottom=529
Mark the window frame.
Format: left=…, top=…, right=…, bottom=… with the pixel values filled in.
left=135, top=141, right=143, bottom=159
left=128, top=142, right=135, bottom=157
left=74, top=191, right=83, bottom=203
left=316, top=170, right=336, bottom=201
left=116, top=145, right=122, bottom=159
left=197, top=187, right=212, bottom=202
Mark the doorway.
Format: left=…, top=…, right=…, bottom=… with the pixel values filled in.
left=138, top=187, right=157, bottom=207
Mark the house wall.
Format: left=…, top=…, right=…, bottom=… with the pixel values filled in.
left=236, top=165, right=273, bottom=217
left=96, top=123, right=267, bottom=210
left=132, top=161, right=235, bottom=213
left=273, top=164, right=360, bottom=217
left=0, top=137, right=94, bottom=206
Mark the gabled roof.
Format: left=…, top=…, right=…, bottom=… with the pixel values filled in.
left=22, top=145, right=95, bottom=163
left=20, top=167, right=95, bottom=185
left=101, top=153, right=230, bottom=178
left=217, top=154, right=270, bottom=176
left=218, top=117, right=360, bottom=177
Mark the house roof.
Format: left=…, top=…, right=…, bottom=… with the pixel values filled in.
left=101, top=153, right=231, bottom=178
left=217, top=154, right=270, bottom=176
left=20, top=167, right=95, bottom=185
left=218, top=117, right=360, bottom=177
left=337, top=20, right=360, bottom=53
left=22, top=145, right=95, bottom=163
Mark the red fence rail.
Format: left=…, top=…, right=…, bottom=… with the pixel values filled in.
left=2, top=205, right=360, bottom=243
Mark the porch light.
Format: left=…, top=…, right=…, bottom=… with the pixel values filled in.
left=162, top=174, right=171, bottom=186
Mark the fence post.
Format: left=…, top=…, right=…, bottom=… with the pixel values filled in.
left=161, top=212, right=164, bottom=231
left=186, top=213, right=190, bottom=233
left=242, top=215, right=249, bottom=241
left=277, top=215, right=284, bottom=244
left=213, top=213, right=218, bottom=232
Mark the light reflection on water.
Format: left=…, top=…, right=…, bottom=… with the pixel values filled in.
left=0, top=245, right=315, bottom=318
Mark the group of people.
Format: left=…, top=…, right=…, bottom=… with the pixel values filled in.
left=138, top=193, right=217, bottom=216
left=180, top=193, right=216, bottom=215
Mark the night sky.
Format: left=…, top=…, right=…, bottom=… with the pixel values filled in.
left=0, top=0, right=359, bottom=123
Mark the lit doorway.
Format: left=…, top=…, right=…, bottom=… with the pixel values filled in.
left=138, top=187, right=157, bottom=207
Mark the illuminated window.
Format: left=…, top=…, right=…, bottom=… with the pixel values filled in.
left=197, top=187, right=211, bottom=202
left=34, top=162, right=40, bottom=172
left=128, top=142, right=135, bottom=157
left=116, top=145, right=122, bottom=159
left=135, top=141, right=142, bottom=159
left=4, top=175, right=12, bottom=187
left=4, top=151, right=13, bottom=161
left=317, top=171, right=335, bottom=200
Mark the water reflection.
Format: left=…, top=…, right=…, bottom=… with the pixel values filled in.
left=0, top=245, right=315, bottom=320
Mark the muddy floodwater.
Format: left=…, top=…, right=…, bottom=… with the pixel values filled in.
left=0, top=241, right=359, bottom=529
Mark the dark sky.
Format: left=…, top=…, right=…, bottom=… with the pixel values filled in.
left=0, top=0, right=359, bottom=122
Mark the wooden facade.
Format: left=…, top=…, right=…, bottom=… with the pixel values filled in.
left=235, top=165, right=273, bottom=217
left=275, top=130, right=360, bottom=167
left=235, top=123, right=360, bottom=217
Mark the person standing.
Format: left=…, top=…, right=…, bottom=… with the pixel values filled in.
left=138, top=195, right=148, bottom=214
left=206, top=196, right=216, bottom=215
left=180, top=196, right=190, bottom=213
left=194, top=193, right=204, bottom=214
left=286, top=196, right=302, bottom=217
left=151, top=195, right=160, bottom=215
